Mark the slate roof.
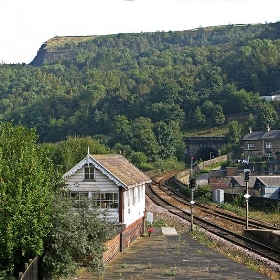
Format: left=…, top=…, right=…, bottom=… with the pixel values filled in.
left=91, top=154, right=151, bottom=187
left=262, top=130, right=280, bottom=139
left=231, top=176, right=280, bottom=188
left=257, top=176, right=280, bottom=187
left=231, top=176, right=256, bottom=188
left=62, top=153, right=151, bottom=189
left=242, top=130, right=280, bottom=141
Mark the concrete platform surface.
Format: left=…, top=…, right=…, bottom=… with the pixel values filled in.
left=78, top=228, right=272, bottom=279
left=161, top=227, right=178, bottom=236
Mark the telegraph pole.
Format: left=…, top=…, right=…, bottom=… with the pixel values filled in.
left=189, top=177, right=196, bottom=232
left=244, top=169, right=251, bottom=229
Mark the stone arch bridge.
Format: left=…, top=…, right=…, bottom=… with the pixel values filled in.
left=184, top=136, right=227, bottom=162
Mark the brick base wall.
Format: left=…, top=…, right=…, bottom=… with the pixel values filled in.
left=102, top=217, right=144, bottom=264
left=103, top=234, right=121, bottom=263
left=121, top=217, right=144, bottom=251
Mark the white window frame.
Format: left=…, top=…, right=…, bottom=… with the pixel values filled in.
left=127, top=190, right=131, bottom=208
left=133, top=187, right=138, bottom=205
left=84, top=165, right=95, bottom=181
left=70, top=191, right=89, bottom=208
left=247, top=143, right=254, bottom=150
left=94, top=192, right=119, bottom=209
left=70, top=191, right=118, bottom=209
left=266, top=141, right=272, bottom=149
left=137, top=186, right=141, bottom=202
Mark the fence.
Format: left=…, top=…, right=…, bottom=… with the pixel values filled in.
left=18, top=257, right=39, bottom=280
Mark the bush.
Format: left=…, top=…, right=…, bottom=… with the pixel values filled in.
left=41, top=192, right=114, bottom=280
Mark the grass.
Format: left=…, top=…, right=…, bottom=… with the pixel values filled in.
left=219, top=202, right=280, bottom=225
left=45, top=36, right=96, bottom=50
left=164, top=268, right=177, bottom=276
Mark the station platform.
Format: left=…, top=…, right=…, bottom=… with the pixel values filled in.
left=79, top=227, right=272, bottom=279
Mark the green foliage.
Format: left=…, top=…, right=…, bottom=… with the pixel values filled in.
left=130, top=117, right=159, bottom=161
left=1, top=23, right=280, bottom=166
left=194, top=186, right=212, bottom=202
left=43, top=135, right=108, bottom=172
left=193, top=107, right=206, bottom=127
left=256, top=102, right=278, bottom=130
left=42, top=193, right=114, bottom=279
left=212, top=104, right=225, bottom=126
left=152, top=158, right=185, bottom=172
left=130, top=151, right=152, bottom=171
left=0, top=122, right=58, bottom=276
left=226, top=120, right=242, bottom=145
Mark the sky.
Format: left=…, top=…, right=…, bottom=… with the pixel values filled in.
left=1, top=0, right=280, bottom=64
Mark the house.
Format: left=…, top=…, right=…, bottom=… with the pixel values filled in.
left=62, top=152, right=151, bottom=263
left=228, top=176, right=257, bottom=195
left=260, top=90, right=280, bottom=102
left=254, top=176, right=280, bottom=199
left=228, top=175, right=280, bottom=199
left=242, top=128, right=280, bottom=161
left=268, top=151, right=280, bottom=174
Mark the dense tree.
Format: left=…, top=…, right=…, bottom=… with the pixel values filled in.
left=226, top=120, right=242, bottom=145
left=0, top=123, right=58, bottom=277
left=256, top=102, right=279, bottom=130
left=245, top=113, right=256, bottom=132
left=48, top=136, right=108, bottom=172
left=111, top=115, right=132, bottom=146
left=130, top=117, right=159, bottom=161
left=153, top=121, right=176, bottom=159
left=0, top=22, right=280, bottom=166
left=193, top=107, right=206, bottom=127
left=212, top=104, right=225, bottom=126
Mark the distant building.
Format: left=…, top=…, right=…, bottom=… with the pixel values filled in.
left=260, top=90, right=280, bottom=102
left=228, top=175, right=280, bottom=198
left=241, top=127, right=280, bottom=161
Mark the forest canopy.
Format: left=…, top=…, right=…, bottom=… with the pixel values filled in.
left=1, top=22, right=280, bottom=164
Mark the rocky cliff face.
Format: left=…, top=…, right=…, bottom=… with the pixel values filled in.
left=30, top=44, right=47, bottom=66
left=30, top=36, right=95, bottom=66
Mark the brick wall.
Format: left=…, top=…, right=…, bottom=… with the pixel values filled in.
left=103, top=234, right=121, bottom=263
left=102, top=217, right=144, bottom=264
left=121, top=217, right=144, bottom=251
left=209, top=177, right=231, bottom=189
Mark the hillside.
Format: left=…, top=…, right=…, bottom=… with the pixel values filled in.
left=0, top=21, right=280, bottom=163
left=31, top=23, right=278, bottom=67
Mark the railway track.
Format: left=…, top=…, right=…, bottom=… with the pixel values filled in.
left=146, top=172, right=280, bottom=265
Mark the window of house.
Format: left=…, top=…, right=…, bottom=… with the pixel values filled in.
left=266, top=141, right=272, bottom=149
left=133, top=187, right=138, bottom=205
left=127, top=191, right=131, bottom=208
left=84, top=166, right=95, bottom=180
left=70, top=191, right=118, bottom=209
left=94, top=192, right=119, bottom=209
left=70, top=192, right=88, bottom=208
left=137, top=186, right=141, bottom=202
left=247, top=143, right=254, bottom=150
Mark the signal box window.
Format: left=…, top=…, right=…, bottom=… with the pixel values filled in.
left=84, top=166, right=95, bottom=181
left=95, top=193, right=119, bottom=209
